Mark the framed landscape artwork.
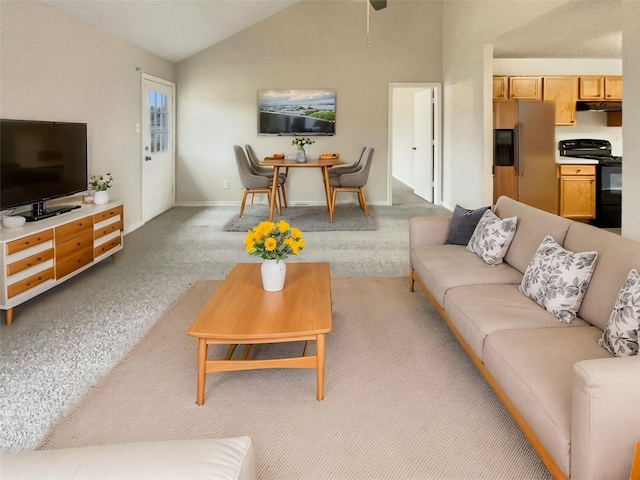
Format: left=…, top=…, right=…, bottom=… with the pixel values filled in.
left=258, top=89, right=336, bottom=136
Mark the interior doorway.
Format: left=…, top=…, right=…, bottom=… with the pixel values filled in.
left=388, top=83, right=442, bottom=206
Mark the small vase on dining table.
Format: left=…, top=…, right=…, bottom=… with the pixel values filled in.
left=261, top=259, right=287, bottom=292
left=296, top=145, right=307, bottom=163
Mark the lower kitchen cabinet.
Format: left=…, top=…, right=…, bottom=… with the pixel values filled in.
left=558, top=165, right=596, bottom=220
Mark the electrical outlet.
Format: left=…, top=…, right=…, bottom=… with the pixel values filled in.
left=223, top=181, right=230, bottom=189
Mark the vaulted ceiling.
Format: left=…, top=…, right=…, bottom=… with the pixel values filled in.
left=41, top=0, right=622, bottom=63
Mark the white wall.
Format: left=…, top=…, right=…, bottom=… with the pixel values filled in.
left=622, top=1, right=640, bottom=240
left=176, top=0, right=442, bottom=206
left=0, top=1, right=175, bottom=232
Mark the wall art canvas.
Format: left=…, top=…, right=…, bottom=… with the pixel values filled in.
left=258, top=89, right=336, bottom=136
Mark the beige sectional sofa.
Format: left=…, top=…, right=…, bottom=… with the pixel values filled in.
left=409, top=195, right=640, bottom=480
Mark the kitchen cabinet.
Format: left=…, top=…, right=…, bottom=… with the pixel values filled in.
left=543, top=77, right=578, bottom=126
left=509, top=77, right=542, bottom=100
left=604, top=76, right=622, bottom=99
left=493, top=76, right=509, bottom=101
left=558, top=164, right=596, bottom=220
left=493, top=101, right=517, bottom=129
left=578, top=76, right=622, bottom=100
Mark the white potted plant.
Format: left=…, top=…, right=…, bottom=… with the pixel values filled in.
left=89, top=173, right=113, bottom=205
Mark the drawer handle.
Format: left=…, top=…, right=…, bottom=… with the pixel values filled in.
left=576, top=169, right=581, bottom=173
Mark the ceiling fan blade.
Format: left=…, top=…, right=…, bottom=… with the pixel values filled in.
left=369, top=0, right=387, bottom=11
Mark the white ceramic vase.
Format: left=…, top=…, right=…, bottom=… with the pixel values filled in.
left=261, top=259, right=286, bottom=292
left=296, top=145, right=307, bottom=163
left=93, top=190, right=109, bottom=205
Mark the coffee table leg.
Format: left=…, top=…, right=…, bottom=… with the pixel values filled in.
left=197, top=338, right=207, bottom=406
left=316, top=334, right=325, bottom=401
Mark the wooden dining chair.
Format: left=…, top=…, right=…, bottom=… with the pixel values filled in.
left=233, top=145, right=282, bottom=217
left=329, top=148, right=374, bottom=223
left=245, top=144, right=288, bottom=208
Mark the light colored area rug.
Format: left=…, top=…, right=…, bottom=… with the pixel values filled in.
left=40, top=278, right=551, bottom=479
left=223, top=204, right=376, bottom=232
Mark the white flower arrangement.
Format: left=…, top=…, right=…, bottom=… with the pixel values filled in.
left=89, top=173, right=113, bottom=191
left=291, top=137, right=315, bottom=148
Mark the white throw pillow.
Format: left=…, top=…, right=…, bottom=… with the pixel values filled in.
left=598, top=269, right=640, bottom=357
left=519, top=235, right=597, bottom=324
left=465, top=210, right=517, bottom=266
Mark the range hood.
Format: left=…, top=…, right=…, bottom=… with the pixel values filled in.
left=576, top=101, right=622, bottom=112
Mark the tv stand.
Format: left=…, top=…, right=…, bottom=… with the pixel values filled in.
left=1, top=202, right=124, bottom=326
left=23, top=202, right=81, bottom=222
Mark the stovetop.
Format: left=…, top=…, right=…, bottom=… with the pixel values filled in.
left=559, top=139, right=622, bottom=165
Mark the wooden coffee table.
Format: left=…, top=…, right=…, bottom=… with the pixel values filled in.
left=187, top=262, right=332, bottom=405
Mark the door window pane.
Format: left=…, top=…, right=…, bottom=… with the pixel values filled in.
left=149, top=91, right=170, bottom=153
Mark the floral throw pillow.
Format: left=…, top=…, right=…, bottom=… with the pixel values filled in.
left=598, top=269, right=640, bottom=357
left=465, top=210, right=517, bottom=266
left=519, top=235, right=597, bottom=324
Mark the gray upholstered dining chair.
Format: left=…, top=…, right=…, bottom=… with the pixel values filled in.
left=329, top=148, right=374, bottom=223
left=245, top=144, right=288, bottom=208
left=234, top=145, right=283, bottom=217
left=328, top=146, right=366, bottom=176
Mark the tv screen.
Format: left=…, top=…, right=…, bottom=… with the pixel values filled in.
left=258, top=89, right=336, bottom=136
left=1, top=119, right=88, bottom=216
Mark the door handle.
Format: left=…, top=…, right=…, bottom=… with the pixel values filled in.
left=145, top=156, right=152, bottom=161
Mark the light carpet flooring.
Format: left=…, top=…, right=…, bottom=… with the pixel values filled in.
left=1, top=181, right=450, bottom=451
left=41, top=278, right=551, bottom=479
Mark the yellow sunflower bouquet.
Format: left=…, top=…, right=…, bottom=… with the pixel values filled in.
left=245, top=219, right=305, bottom=262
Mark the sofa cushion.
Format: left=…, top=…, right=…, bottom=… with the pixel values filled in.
left=483, top=327, right=612, bottom=478
left=598, top=269, right=640, bottom=357
left=411, top=245, right=523, bottom=306
left=564, top=221, right=640, bottom=331
left=0, top=437, right=256, bottom=480
left=466, top=210, right=517, bottom=266
left=444, top=284, right=590, bottom=360
left=494, top=196, right=572, bottom=274
left=519, top=235, right=597, bottom=324
left=444, top=204, right=491, bottom=245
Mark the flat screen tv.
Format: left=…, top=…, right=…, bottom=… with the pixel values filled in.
left=258, top=89, right=336, bottom=136
left=1, top=119, right=87, bottom=221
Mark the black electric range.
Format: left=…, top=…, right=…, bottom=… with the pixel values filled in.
left=558, top=139, right=622, bottom=228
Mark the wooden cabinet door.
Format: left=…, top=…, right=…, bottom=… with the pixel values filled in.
left=509, top=77, right=542, bottom=100
left=559, top=174, right=596, bottom=220
left=579, top=77, right=604, bottom=100
left=493, top=100, right=517, bottom=129
left=543, top=76, right=578, bottom=126
left=493, top=166, right=518, bottom=204
left=493, top=77, right=509, bottom=100
left=605, top=76, right=622, bottom=99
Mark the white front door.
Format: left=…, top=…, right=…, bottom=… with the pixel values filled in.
left=413, top=88, right=434, bottom=202
left=142, top=75, right=175, bottom=223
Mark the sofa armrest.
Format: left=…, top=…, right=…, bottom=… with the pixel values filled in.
left=571, top=357, right=640, bottom=480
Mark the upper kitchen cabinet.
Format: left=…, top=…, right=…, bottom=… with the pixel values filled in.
left=493, top=76, right=509, bottom=101
left=604, top=76, right=622, bottom=99
left=509, top=77, right=542, bottom=100
left=543, top=77, right=578, bottom=126
left=578, top=76, right=622, bottom=100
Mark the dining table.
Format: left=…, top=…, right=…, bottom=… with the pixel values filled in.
left=259, top=155, right=345, bottom=222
